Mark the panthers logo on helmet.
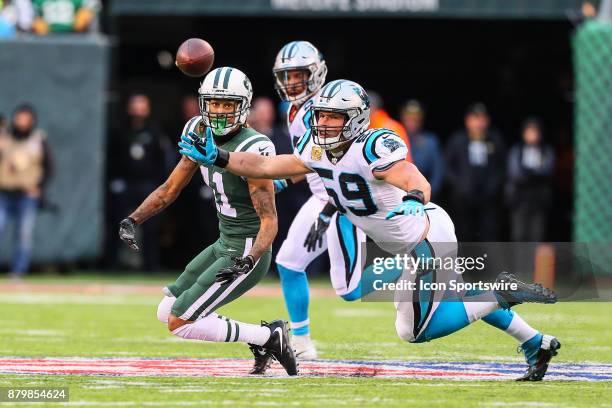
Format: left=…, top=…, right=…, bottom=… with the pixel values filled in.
left=352, top=86, right=370, bottom=109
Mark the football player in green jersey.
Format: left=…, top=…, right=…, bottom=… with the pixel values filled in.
left=32, top=0, right=99, bottom=34
left=119, top=67, right=297, bottom=376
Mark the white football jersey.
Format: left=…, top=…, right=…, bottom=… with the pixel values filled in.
left=294, top=128, right=427, bottom=255
left=286, top=98, right=328, bottom=201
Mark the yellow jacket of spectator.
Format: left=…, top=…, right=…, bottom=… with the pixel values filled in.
left=0, top=129, right=46, bottom=191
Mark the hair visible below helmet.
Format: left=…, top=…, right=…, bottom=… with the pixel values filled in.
left=273, top=41, right=327, bottom=105
left=198, top=67, right=253, bottom=136
left=310, top=80, right=371, bottom=150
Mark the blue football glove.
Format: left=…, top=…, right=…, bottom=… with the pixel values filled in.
left=385, top=190, right=426, bottom=219
left=273, top=179, right=288, bottom=194
left=178, top=128, right=218, bottom=166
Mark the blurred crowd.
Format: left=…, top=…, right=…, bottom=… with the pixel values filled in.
left=0, top=0, right=100, bottom=37
left=100, top=91, right=572, bottom=272
left=0, top=91, right=573, bottom=274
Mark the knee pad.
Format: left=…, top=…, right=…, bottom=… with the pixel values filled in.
left=157, top=295, right=176, bottom=324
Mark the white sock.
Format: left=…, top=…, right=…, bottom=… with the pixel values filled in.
left=171, top=313, right=271, bottom=345
left=506, top=312, right=539, bottom=344
left=156, top=296, right=176, bottom=324
left=463, top=301, right=500, bottom=323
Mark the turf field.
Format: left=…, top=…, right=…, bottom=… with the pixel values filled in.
left=0, top=276, right=611, bottom=407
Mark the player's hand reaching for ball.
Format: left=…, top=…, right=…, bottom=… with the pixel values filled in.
left=119, top=217, right=139, bottom=251
left=178, top=129, right=218, bottom=166
left=215, top=255, right=255, bottom=284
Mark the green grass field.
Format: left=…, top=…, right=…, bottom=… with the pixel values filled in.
left=0, top=276, right=611, bottom=407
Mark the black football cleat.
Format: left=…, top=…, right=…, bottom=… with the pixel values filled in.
left=494, top=271, right=557, bottom=309
left=516, top=334, right=561, bottom=381
left=248, top=344, right=273, bottom=375
left=261, top=320, right=298, bottom=376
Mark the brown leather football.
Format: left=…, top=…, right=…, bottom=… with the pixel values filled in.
left=175, top=38, right=215, bottom=78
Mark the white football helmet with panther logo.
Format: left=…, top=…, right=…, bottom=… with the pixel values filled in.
left=310, top=79, right=371, bottom=150
left=273, top=41, right=327, bottom=106
left=199, top=67, right=253, bottom=136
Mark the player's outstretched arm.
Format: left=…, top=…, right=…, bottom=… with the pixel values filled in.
left=373, top=160, right=431, bottom=203
left=228, top=151, right=311, bottom=179
left=119, top=156, right=199, bottom=250
left=179, top=130, right=311, bottom=179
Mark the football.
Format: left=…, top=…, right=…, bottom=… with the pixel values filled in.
left=175, top=38, right=215, bottom=77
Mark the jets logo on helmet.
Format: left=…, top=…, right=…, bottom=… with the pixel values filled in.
left=310, top=80, right=371, bottom=150
left=273, top=41, right=328, bottom=105
left=199, top=67, right=253, bottom=136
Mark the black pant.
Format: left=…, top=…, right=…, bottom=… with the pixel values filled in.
left=450, top=198, right=501, bottom=242
left=511, top=206, right=547, bottom=242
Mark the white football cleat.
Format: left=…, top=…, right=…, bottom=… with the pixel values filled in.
left=292, top=334, right=317, bottom=359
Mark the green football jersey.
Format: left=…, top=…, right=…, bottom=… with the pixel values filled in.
left=182, top=116, right=276, bottom=240
left=33, top=0, right=94, bottom=32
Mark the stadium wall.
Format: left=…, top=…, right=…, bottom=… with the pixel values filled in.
left=0, top=36, right=109, bottom=263
left=573, top=20, right=612, bottom=277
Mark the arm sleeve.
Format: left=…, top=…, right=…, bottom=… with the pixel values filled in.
left=366, top=133, right=408, bottom=172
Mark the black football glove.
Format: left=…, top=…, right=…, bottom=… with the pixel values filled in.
left=304, top=213, right=332, bottom=252
left=215, top=255, right=255, bottom=285
left=119, top=217, right=139, bottom=251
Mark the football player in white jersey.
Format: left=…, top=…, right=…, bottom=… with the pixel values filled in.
left=270, top=41, right=368, bottom=359
left=181, top=80, right=561, bottom=381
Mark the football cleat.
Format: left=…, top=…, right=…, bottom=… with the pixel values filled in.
left=494, top=271, right=557, bottom=309
left=517, top=334, right=561, bottom=381
left=261, top=320, right=298, bottom=376
left=292, top=334, right=318, bottom=360
left=247, top=344, right=272, bottom=375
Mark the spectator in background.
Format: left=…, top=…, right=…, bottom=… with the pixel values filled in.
left=32, top=0, right=99, bottom=35
left=445, top=103, right=506, bottom=241
left=107, top=94, right=170, bottom=271
left=0, top=113, right=6, bottom=133
left=506, top=118, right=555, bottom=242
left=367, top=90, right=412, bottom=161
left=400, top=100, right=444, bottom=198
left=0, top=104, right=53, bottom=277
left=0, top=0, right=33, bottom=36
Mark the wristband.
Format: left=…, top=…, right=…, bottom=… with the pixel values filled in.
left=320, top=202, right=338, bottom=218
left=214, top=149, right=230, bottom=168
left=403, top=189, right=424, bottom=204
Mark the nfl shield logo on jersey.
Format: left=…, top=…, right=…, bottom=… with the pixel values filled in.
left=311, top=145, right=323, bottom=161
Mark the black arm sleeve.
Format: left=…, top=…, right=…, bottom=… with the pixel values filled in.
left=321, top=201, right=337, bottom=218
